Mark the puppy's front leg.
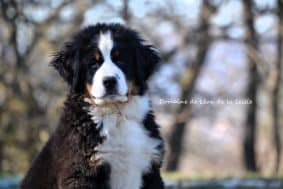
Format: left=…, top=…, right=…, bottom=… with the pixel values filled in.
left=59, top=156, right=111, bottom=189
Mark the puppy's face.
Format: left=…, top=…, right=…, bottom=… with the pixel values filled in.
left=51, top=23, right=160, bottom=105
left=85, top=31, right=132, bottom=105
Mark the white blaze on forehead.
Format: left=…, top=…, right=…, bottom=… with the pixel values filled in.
left=98, top=31, right=113, bottom=57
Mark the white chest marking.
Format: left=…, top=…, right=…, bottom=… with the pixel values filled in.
left=87, top=95, right=161, bottom=189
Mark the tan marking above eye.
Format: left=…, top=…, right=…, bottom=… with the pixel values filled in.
left=94, top=50, right=100, bottom=61
left=113, top=49, right=120, bottom=57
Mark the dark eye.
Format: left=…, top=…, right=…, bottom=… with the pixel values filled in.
left=90, top=63, right=98, bottom=69
left=116, top=61, right=125, bottom=67
left=90, top=57, right=100, bottom=69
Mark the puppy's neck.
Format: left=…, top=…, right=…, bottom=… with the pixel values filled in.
left=86, top=94, right=150, bottom=123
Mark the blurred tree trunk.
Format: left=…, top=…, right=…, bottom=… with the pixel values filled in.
left=272, top=0, right=283, bottom=174
left=165, top=0, right=213, bottom=171
left=242, top=0, right=258, bottom=172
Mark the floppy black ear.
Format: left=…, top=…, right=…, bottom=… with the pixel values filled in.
left=51, top=42, right=85, bottom=93
left=136, top=44, right=160, bottom=81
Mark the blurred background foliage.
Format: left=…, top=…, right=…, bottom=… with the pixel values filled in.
left=1, top=0, right=283, bottom=180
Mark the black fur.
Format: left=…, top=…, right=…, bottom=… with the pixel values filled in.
left=21, top=95, right=110, bottom=189
left=21, top=23, right=164, bottom=189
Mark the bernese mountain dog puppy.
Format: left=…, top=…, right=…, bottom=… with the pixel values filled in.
left=20, top=23, right=164, bottom=189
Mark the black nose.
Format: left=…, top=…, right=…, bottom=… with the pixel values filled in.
left=103, top=76, right=117, bottom=90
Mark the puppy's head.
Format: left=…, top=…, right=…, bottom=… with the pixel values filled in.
left=51, top=23, right=159, bottom=106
